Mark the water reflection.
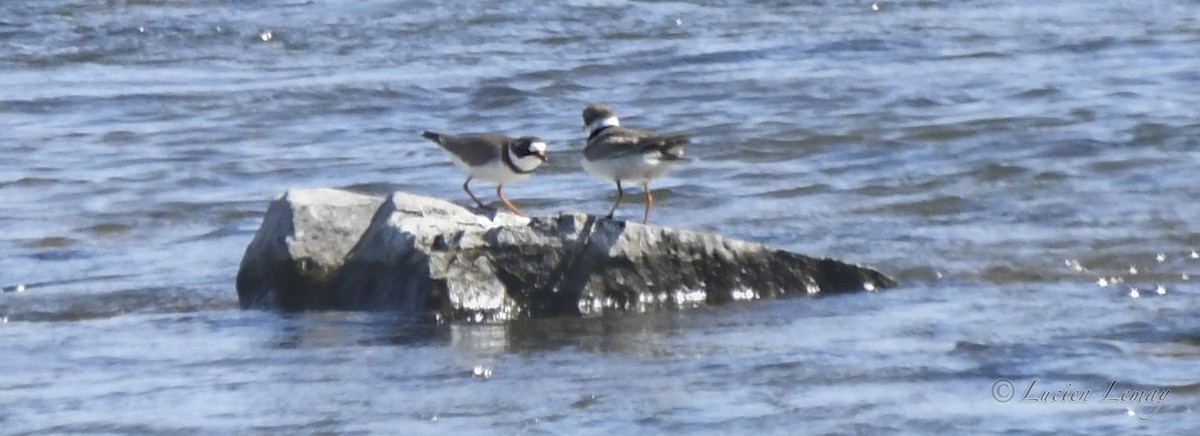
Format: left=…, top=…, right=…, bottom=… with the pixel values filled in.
left=452, top=312, right=689, bottom=357
left=265, top=309, right=696, bottom=357
left=268, top=311, right=444, bottom=349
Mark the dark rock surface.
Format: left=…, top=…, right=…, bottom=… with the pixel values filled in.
left=237, top=188, right=897, bottom=320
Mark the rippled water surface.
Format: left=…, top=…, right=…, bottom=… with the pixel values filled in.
left=3, top=0, right=1199, bottom=433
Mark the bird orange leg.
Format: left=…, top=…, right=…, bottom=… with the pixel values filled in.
left=496, top=185, right=527, bottom=217
left=642, top=183, right=653, bottom=224
left=606, top=180, right=624, bottom=219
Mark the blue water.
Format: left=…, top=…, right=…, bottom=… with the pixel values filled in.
left=2, top=0, right=1198, bottom=433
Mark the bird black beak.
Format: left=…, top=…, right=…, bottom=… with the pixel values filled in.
left=536, top=152, right=547, bottom=162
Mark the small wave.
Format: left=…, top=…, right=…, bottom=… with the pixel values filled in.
left=940, top=50, right=1009, bottom=60
left=469, top=85, right=529, bottom=110
left=1009, top=86, right=1060, bottom=100
left=0, top=177, right=62, bottom=188
left=0, top=286, right=237, bottom=322
left=970, top=163, right=1031, bottom=183
left=1054, top=36, right=1118, bottom=53
left=866, top=195, right=975, bottom=217
left=82, top=222, right=135, bottom=238
left=20, top=236, right=79, bottom=249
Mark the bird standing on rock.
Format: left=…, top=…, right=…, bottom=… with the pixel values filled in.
left=580, top=103, right=690, bottom=224
left=419, top=130, right=547, bottom=216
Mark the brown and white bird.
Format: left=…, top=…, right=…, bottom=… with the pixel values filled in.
left=580, top=103, right=689, bottom=224
left=419, top=130, right=547, bottom=216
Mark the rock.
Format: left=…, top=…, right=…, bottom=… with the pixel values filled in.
left=235, top=188, right=383, bottom=310
left=236, top=188, right=898, bottom=320
left=313, top=191, right=529, bottom=313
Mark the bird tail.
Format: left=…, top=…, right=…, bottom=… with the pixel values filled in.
left=658, top=135, right=690, bottom=160
left=419, top=130, right=443, bottom=143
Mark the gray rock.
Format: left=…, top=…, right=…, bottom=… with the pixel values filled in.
left=236, top=188, right=898, bottom=320
left=314, top=191, right=528, bottom=313
left=235, top=188, right=384, bottom=310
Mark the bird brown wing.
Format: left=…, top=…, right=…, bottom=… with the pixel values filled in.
left=586, top=126, right=689, bottom=161
left=419, top=131, right=506, bottom=166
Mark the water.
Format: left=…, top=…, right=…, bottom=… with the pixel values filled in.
left=2, top=0, right=1199, bottom=432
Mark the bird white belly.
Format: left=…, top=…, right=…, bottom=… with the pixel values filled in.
left=444, top=152, right=531, bottom=185
left=582, top=152, right=678, bottom=185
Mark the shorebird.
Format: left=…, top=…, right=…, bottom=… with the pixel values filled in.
left=580, top=103, right=689, bottom=224
left=419, top=130, right=547, bottom=216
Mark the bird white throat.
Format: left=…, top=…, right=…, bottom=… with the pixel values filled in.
left=586, top=116, right=620, bottom=135
left=507, top=141, right=547, bottom=173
